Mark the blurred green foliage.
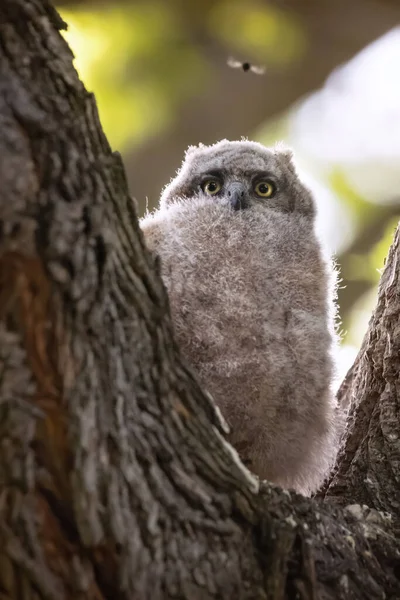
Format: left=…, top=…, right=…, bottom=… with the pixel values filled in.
left=60, top=1, right=305, bottom=150
left=61, top=4, right=208, bottom=150
left=208, top=1, right=306, bottom=65
left=330, top=168, right=399, bottom=346
left=331, top=169, right=398, bottom=286
left=345, top=222, right=397, bottom=285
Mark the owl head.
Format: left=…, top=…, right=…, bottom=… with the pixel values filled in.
left=159, top=139, right=315, bottom=218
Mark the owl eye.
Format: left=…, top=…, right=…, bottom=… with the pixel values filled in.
left=202, top=179, right=222, bottom=195
left=254, top=181, right=276, bottom=198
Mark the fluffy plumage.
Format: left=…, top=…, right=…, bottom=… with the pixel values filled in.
left=141, top=139, right=343, bottom=495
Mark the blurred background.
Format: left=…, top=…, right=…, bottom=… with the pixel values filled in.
left=57, top=0, right=400, bottom=385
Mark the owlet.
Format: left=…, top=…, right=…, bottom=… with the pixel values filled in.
left=140, top=139, right=342, bottom=496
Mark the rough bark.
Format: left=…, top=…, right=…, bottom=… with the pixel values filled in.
left=322, top=228, right=400, bottom=521
left=0, top=1, right=399, bottom=599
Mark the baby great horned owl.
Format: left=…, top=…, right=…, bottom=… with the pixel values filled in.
left=140, top=139, right=341, bottom=496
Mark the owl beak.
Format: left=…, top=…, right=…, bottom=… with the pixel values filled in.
left=227, top=182, right=247, bottom=211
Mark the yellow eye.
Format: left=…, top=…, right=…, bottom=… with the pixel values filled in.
left=254, top=181, right=275, bottom=198
left=202, top=179, right=222, bottom=195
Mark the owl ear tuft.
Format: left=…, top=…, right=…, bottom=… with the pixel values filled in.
left=274, top=141, right=294, bottom=162
left=185, top=143, right=205, bottom=158
left=274, top=142, right=297, bottom=176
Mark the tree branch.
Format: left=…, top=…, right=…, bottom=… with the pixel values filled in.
left=323, top=225, right=400, bottom=523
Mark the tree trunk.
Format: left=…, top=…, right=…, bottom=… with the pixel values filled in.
left=0, top=2, right=399, bottom=599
